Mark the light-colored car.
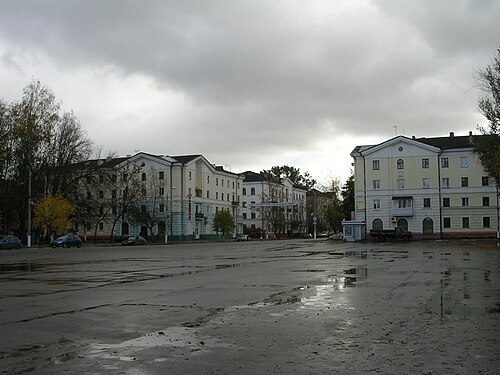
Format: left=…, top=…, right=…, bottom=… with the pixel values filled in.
left=237, top=234, right=250, bottom=241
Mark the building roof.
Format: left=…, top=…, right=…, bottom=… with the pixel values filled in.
left=351, top=131, right=481, bottom=155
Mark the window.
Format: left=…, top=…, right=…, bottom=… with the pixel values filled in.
left=142, top=188, right=146, bottom=196
left=251, top=212, right=256, bottom=219
left=372, top=160, right=380, bottom=170
left=397, top=159, right=404, bottom=169
left=141, top=205, right=147, bottom=214
left=461, top=197, right=469, bottom=206
left=251, top=187, right=256, bottom=195
left=483, top=197, right=490, bottom=206
left=483, top=217, right=491, bottom=228
left=460, top=156, right=468, bottom=168
left=242, top=201, right=247, bottom=208
left=242, top=213, right=247, bottom=219
left=393, top=198, right=412, bottom=208
left=112, top=190, right=117, bottom=199
left=216, top=178, right=219, bottom=186
left=373, top=180, right=380, bottom=190
left=188, top=171, right=192, bottom=180
left=441, top=158, right=449, bottom=168
left=422, top=158, right=429, bottom=168
left=462, top=217, right=469, bottom=228
left=397, top=179, right=405, bottom=189
left=159, top=187, right=164, bottom=196
left=207, top=175, right=210, bottom=183
left=423, top=218, right=433, bottom=234
left=99, top=205, right=104, bottom=215
left=482, top=176, right=489, bottom=186
left=233, top=181, right=235, bottom=189
left=443, top=217, right=451, bottom=228
left=442, top=177, right=449, bottom=187
left=142, top=172, right=147, bottom=181
left=112, top=206, right=117, bottom=215
left=207, top=190, right=210, bottom=198
left=99, top=222, right=104, bottom=231
left=159, top=204, right=165, bottom=213
left=422, top=178, right=430, bottom=188
left=443, top=197, right=450, bottom=207
left=461, top=177, right=468, bottom=187
left=242, top=188, right=246, bottom=195
left=215, top=192, right=219, bottom=200
left=159, top=171, right=164, bottom=180
left=372, top=219, right=383, bottom=230
left=423, top=198, right=431, bottom=207
left=373, top=199, right=381, bottom=210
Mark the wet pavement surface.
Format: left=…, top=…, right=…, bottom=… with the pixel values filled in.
left=0, top=239, right=499, bottom=374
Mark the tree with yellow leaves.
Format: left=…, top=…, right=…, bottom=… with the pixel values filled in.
left=34, top=193, right=75, bottom=242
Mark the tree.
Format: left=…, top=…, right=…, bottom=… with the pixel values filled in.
left=474, top=47, right=500, bottom=246
left=33, top=193, right=75, bottom=242
left=261, top=165, right=316, bottom=190
left=213, top=209, right=235, bottom=239
left=474, top=47, right=500, bottom=185
left=340, top=173, right=355, bottom=220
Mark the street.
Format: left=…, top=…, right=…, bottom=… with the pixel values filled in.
left=0, top=239, right=499, bottom=374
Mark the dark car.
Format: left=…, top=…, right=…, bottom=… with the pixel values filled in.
left=51, top=233, right=82, bottom=248
left=122, top=236, right=147, bottom=246
left=0, top=235, right=22, bottom=250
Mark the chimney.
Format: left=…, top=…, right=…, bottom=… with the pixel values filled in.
left=469, top=131, right=473, bottom=136
left=449, top=132, right=454, bottom=137
left=412, top=135, right=416, bottom=139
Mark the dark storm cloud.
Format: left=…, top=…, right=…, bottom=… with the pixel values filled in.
left=0, top=0, right=498, bottom=180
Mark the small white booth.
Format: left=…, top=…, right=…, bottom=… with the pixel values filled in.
left=342, top=220, right=366, bottom=242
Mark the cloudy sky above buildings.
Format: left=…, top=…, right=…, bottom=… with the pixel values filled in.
left=0, top=0, right=498, bottom=186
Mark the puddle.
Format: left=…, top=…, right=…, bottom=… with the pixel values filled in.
left=88, top=327, right=228, bottom=361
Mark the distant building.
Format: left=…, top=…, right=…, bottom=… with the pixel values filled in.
left=77, top=153, right=243, bottom=241
left=241, top=171, right=307, bottom=238
left=351, top=132, right=497, bottom=239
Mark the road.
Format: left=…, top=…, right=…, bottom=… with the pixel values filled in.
left=0, top=239, right=499, bottom=374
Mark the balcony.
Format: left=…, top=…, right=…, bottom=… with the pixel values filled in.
left=231, top=201, right=240, bottom=206
left=195, top=212, right=205, bottom=219
left=391, top=196, right=413, bottom=217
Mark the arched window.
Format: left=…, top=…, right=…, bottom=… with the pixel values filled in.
left=122, top=222, right=129, bottom=236
left=423, top=218, right=434, bottom=234
left=372, top=218, right=383, bottom=230
left=242, top=188, right=247, bottom=195
left=397, top=218, right=408, bottom=230
left=141, top=172, right=147, bottom=181
left=397, top=159, right=404, bottom=170
left=250, top=187, right=256, bottom=195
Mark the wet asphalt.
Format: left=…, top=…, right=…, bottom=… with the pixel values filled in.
left=0, top=239, right=498, bottom=374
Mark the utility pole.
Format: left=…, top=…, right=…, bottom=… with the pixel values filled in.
left=27, top=170, right=32, bottom=248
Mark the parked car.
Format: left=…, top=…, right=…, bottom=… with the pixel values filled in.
left=122, top=236, right=147, bottom=246
left=51, top=233, right=82, bottom=248
left=0, top=235, right=22, bottom=250
left=237, top=234, right=250, bottom=241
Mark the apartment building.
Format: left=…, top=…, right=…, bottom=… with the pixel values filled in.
left=79, top=153, right=243, bottom=241
left=351, top=132, right=497, bottom=239
left=241, top=171, right=307, bottom=238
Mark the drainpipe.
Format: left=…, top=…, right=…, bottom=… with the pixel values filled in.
left=437, top=150, right=443, bottom=239
left=361, top=153, right=367, bottom=238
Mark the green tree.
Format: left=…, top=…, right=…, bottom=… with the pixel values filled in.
left=340, top=173, right=355, bottom=220
left=34, top=193, right=75, bottom=242
left=213, top=209, right=235, bottom=239
left=261, top=165, right=316, bottom=190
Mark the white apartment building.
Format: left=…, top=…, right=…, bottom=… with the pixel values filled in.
left=241, top=171, right=307, bottom=238
left=351, top=132, right=498, bottom=239
left=79, top=153, right=243, bottom=241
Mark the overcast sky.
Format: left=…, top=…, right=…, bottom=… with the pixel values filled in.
left=0, top=0, right=498, bottom=186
